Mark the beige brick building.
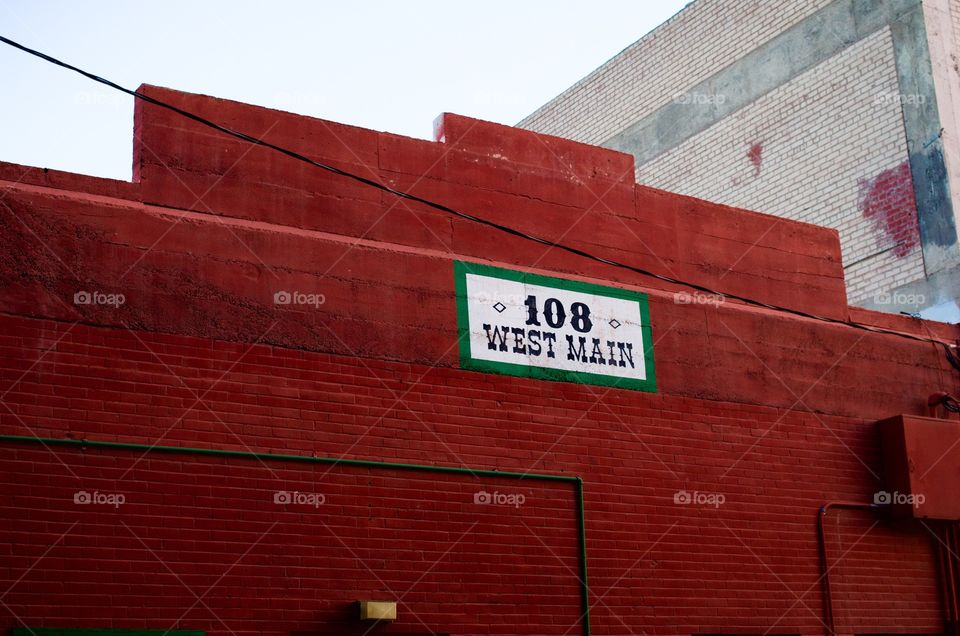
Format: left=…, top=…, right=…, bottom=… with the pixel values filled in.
left=520, top=0, right=960, bottom=322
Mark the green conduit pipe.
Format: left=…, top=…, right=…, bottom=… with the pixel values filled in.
left=0, top=434, right=591, bottom=636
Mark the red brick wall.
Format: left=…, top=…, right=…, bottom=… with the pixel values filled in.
left=0, top=315, right=947, bottom=635
left=1, top=436, right=581, bottom=634
left=1, top=86, right=958, bottom=635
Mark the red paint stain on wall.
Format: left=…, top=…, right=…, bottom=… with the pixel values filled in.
left=747, top=142, right=763, bottom=176
left=859, top=162, right=920, bottom=258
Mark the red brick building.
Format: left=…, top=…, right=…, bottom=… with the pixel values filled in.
left=1, top=86, right=959, bottom=636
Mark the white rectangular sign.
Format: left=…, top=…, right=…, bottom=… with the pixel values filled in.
left=455, top=262, right=656, bottom=391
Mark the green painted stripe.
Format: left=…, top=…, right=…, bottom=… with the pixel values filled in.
left=13, top=629, right=203, bottom=636
left=0, top=434, right=576, bottom=482
left=0, top=434, right=591, bottom=636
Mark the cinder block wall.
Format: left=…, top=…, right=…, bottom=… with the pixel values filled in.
left=519, top=0, right=941, bottom=308
left=519, top=0, right=832, bottom=146
left=634, top=28, right=923, bottom=304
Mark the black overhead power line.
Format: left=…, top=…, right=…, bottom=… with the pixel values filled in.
left=0, top=34, right=957, bottom=357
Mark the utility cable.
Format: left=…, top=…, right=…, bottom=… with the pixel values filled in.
left=1, top=33, right=957, bottom=355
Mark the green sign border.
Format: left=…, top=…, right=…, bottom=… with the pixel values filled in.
left=454, top=261, right=657, bottom=393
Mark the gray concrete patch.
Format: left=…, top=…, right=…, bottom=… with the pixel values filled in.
left=604, top=0, right=917, bottom=164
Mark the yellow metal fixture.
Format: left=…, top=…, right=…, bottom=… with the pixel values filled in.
left=359, top=600, right=397, bottom=621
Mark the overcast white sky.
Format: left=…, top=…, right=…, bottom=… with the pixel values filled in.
left=0, top=1, right=689, bottom=181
